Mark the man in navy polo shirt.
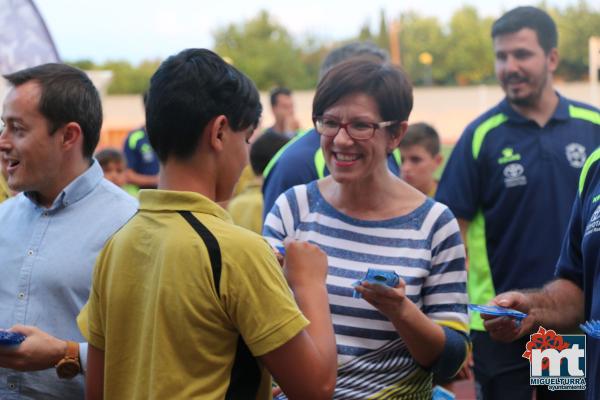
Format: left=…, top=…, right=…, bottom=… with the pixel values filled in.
left=122, top=93, right=159, bottom=191
left=436, top=6, right=600, bottom=400
left=261, top=42, right=401, bottom=220
left=482, top=147, right=600, bottom=400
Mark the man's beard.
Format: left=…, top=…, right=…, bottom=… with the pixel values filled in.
left=503, top=68, right=548, bottom=108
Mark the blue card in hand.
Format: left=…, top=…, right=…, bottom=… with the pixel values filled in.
left=0, top=331, right=26, bottom=347
left=352, top=268, right=400, bottom=298
left=468, top=304, right=527, bottom=320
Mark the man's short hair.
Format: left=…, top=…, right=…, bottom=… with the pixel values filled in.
left=399, top=122, right=440, bottom=156
left=3, top=63, right=102, bottom=158
left=270, top=87, right=292, bottom=107
left=95, top=148, right=124, bottom=168
left=145, top=48, right=262, bottom=162
left=319, top=41, right=389, bottom=80
left=313, top=59, right=413, bottom=133
left=250, top=132, right=289, bottom=175
left=491, top=6, right=557, bottom=54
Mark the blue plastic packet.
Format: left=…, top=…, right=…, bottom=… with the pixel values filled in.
left=0, top=331, right=26, bottom=348
left=580, top=320, right=600, bottom=339
left=352, top=268, right=400, bottom=299
left=275, top=245, right=285, bottom=256
left=432, top=385, right=456, bottom=400
left=468, top=304, right=527, bottom=320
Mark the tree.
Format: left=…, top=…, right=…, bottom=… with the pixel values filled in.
left=69, top=59, right=96, bottom=71
left=553, top=0, right=600, bottom=80
left=103, top=59, right=160, bottom=94
left=213, top=10, right=313, bottom=90
left=377, top=9, right=390, bottom=52
left=397, top=12, right=446, bottom=84
left=445, top=6, right=495, bottom=85
left=358, top=22, right=374, bottom=42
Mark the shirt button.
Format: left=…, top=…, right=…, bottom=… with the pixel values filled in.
left=27, top=250, right=34, bottom=256
left=42, top=211, right=48, bottom=217
left=8, top=383, right=16, bottom=389
left=17, top=292, right=25, bottom=299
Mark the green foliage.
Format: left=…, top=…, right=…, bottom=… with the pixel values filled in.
left=553, top=0, right=600, bottom=80
left=444, top=6, right=495, bottom=84
left=69, top=59, right=96, bottom=71
left=103, top=59, right=160, bottom=94
left=67, top=3, right=600, bottom=93
left=376, top=9, right=390, bottom=52
left=66, top=59, right=160, bottom=94
left=398, top=12, right=446, bottom=85
left=358, top=22, right=374, bottom=42
left=213, top=10, right=317, bottom=90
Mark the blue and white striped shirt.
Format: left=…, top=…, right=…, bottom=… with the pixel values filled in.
left=264, top=182, right=468, bottom=399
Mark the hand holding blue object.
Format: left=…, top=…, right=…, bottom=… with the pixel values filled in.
left=580, top=320, right=600, bottom=339
left=0, top=331, right=26, bottom=349
left=352, top=268, right=400, bottom=299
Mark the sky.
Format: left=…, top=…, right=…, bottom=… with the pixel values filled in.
left=35, top=0, right=583, bottom=64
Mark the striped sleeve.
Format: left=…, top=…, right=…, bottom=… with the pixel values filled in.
left=262, top=186, right=302, bottom=248
left=422, top=205, right=469, bottom=333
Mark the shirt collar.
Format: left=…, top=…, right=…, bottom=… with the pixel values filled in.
left=138, top=190, right=232, bottom=222
left=499, top=92, right=570, bottom=124
left=25, top=160, right=104, bottom=210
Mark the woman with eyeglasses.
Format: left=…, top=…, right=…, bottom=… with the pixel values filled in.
left=263, top=58, right=469, bottom=399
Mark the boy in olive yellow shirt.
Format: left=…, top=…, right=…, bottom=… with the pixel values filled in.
left=79, top=49, right=337, bottom=400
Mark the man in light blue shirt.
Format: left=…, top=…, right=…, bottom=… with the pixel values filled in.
left=0, top=64, right=137, bottom=399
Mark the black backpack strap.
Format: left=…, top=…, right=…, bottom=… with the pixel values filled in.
left=177, top=210, right=261, bottom=398
left=178, top=210, right=222, bottom=296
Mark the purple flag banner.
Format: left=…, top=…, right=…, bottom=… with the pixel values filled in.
left=0, top=0, right=60, bottom=75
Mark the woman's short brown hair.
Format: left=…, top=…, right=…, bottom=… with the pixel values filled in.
left=313, top=58, right=413, bottom=135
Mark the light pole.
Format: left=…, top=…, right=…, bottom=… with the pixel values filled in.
left=418, top=51, right=433, bottom=86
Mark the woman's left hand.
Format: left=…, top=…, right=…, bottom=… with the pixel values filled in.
left=355, top=279, right=408, bottom=320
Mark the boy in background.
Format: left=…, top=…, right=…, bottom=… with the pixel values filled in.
left=399, top=122, right=443, bottom=197
left=228, top=131, right=289, bottom=233
left=96, top=148, right=127, bottom=188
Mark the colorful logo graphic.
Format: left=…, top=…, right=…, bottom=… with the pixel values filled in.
left=523, top=326, right=586, bottom=391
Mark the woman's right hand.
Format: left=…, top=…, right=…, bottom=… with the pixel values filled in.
left=283, top=241, right=328, bottom=288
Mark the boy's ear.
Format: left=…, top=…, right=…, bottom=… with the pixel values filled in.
left=207, top=115, right=228, bottom=152
left=433, top=153, right=443, bottom=168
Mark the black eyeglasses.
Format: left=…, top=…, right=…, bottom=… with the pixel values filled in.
left=313, top=116, right=398, bottom=141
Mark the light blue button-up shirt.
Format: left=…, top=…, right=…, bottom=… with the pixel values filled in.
left=0, top=161, right=138, bottom=399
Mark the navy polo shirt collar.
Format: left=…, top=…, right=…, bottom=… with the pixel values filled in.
left=499, top=92, right=570, bottom=125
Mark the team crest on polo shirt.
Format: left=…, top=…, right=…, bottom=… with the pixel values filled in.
left=503, top=163, right=527, bottom=188
left=565, top=143, right=587, bottom=168
left=141, top=143, right=155, bottom=163
left=585, top=204, right=600, bottom=236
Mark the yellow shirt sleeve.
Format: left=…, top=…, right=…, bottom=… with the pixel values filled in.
left=221, top=235, right=309, bottom=357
